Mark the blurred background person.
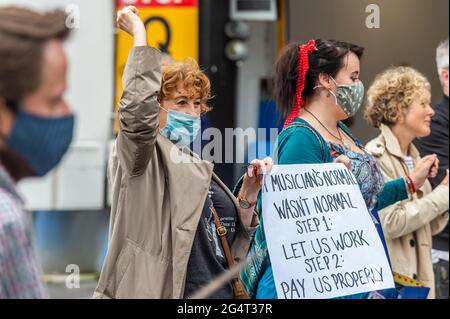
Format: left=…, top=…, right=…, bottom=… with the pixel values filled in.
left=0, top=7, right=73, bottom=298
left=414, top=38, right=449, bottom=299
left=365, top=66, right=449, bottom=299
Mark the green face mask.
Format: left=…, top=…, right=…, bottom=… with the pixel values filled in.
left=315, top=77, right=365, bottom=118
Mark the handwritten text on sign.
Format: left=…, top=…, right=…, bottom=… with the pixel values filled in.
left=262, top=164, right=394, bottom=299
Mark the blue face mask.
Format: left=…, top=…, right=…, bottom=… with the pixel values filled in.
left=159, top=108, right=201, bottom=148
left=6, top=111, right=75, bottom=177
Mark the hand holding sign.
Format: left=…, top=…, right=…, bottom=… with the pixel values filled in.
left=333, top=155, right=352, bottom=170
left=241, top=157, right=274, bottom=203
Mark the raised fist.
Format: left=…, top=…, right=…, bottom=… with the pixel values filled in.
left=116, top=5, right=144, bottom=37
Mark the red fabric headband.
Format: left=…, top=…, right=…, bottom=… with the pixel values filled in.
left=283, top=40, right=318, bottom=128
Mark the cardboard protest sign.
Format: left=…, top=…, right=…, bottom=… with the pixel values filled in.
left=262, top=163, right=395, bottom=299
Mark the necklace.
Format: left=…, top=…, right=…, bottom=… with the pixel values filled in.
left=304, top=108, right=352, bottom=150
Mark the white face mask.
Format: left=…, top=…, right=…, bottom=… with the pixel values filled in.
left=314, top=77, right=365, bottom=118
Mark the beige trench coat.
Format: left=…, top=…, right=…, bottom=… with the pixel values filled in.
left=93, top=47, right=251, bottom=299
left=367, top=124, right=449, bottom=298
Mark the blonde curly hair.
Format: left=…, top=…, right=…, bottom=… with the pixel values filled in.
left=364, top=66, right=431, bottom=128
left=159, top=58, right=212, bottom=113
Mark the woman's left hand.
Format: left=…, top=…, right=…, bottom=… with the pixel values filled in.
left=240, top=157, right=274, bottom=202
left=334, top=155, right=352, bottom=170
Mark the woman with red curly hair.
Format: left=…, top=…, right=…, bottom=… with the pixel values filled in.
left=94, top=6, right=272, bottom=299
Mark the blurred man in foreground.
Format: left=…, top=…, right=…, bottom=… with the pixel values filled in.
left=0, top=7, right=73, bottom=298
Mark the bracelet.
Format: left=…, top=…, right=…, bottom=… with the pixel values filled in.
left=404, top=177, right=413, bottom=195
left=407, top=176, right=417, bottom=193
left=405, top=176, right=417, bottom=195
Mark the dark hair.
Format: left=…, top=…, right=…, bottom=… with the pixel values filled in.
left=274, top=39, right=365, bottom=118
left=0, top=7, right=70, bottom=109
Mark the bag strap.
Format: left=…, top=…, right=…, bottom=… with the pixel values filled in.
left=211, top=206, right=248, bottom=298
left=211, top=206, right=234, bottom=268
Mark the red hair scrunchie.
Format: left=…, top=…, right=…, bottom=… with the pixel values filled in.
left=283, top=39, right=318, bottom=128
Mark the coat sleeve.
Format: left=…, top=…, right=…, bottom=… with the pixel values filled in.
left=376, top=178, right=409, bottom=210
left=430, top=210, right=449, bottom=236
left=376, top=159, right=450, bottom=239
left=116, top=46, right=162, bottom=178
